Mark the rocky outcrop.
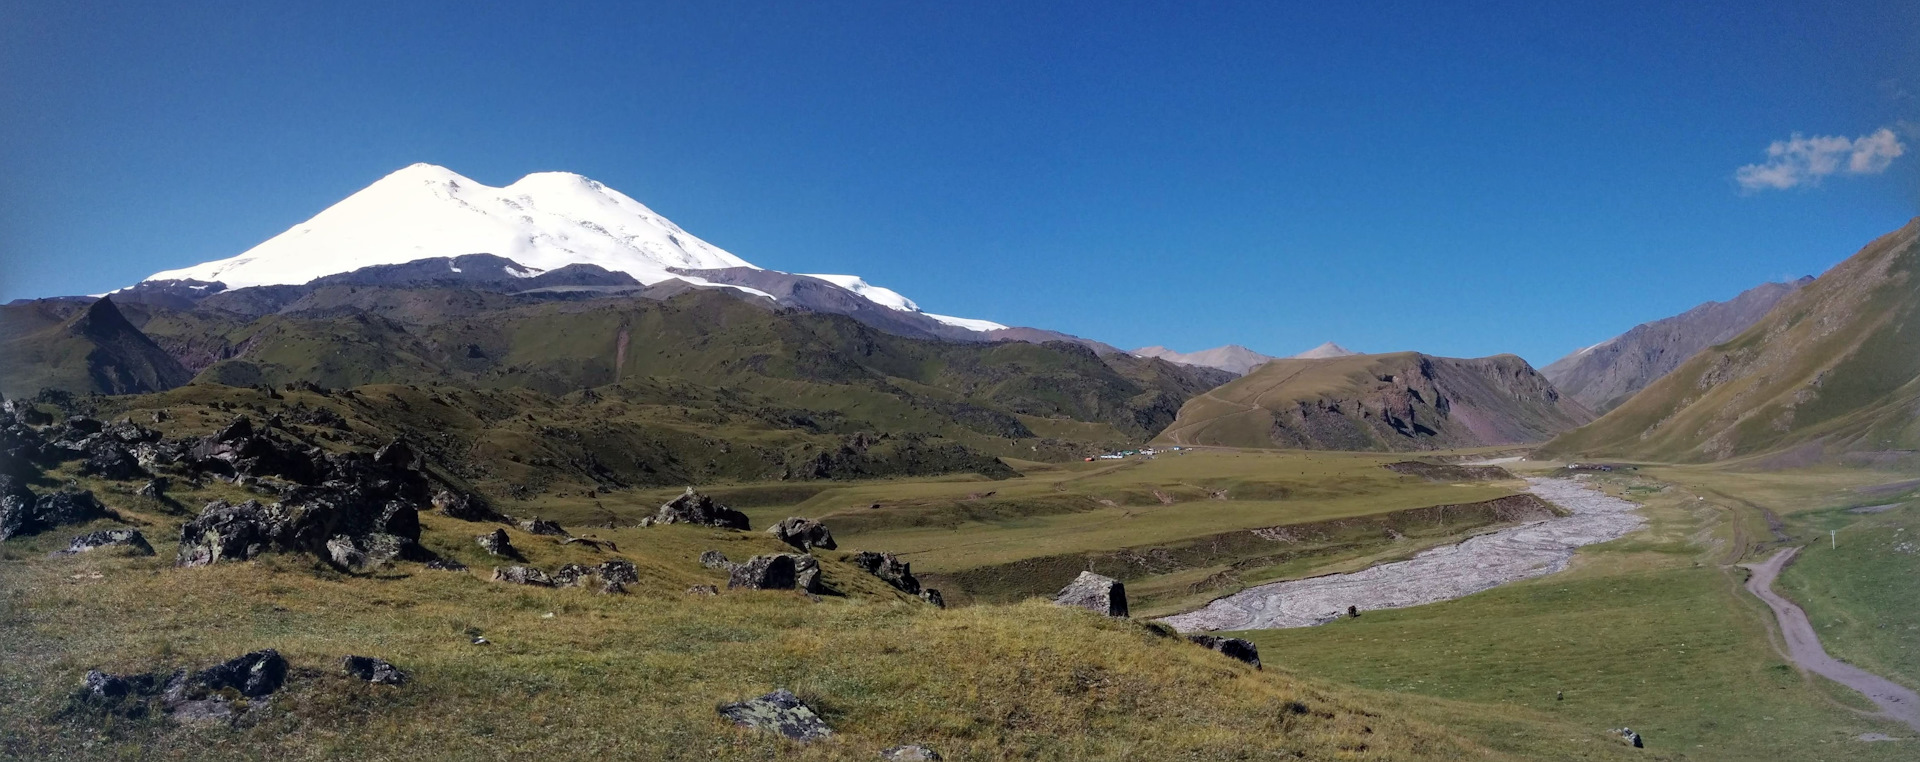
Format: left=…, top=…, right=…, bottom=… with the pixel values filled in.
left=50, top=528, right=154, bottom=558
left=1187, top=635, right=1261, bottom=669
left=727, top=554, right=797, bottom=591
left=176, top=496, right=419, bottom=570
left=791, top=554, right=826, bottom=594
left=881, top=745, right=943, bottom=761
left=341, top=655, right=408, bottom=685
left=551, top=560, right=637, bottom=593
left=699, top=549, right=733, bottom=569
left=768, top=517, right=836, bottom=551
left=434, top=489, right=505, bottom=522
left=1054, top=571, right=1128, bottom=617
left=0, top=479, right=110, bottom=542
left=651, top=487, right=749, bottom=530
left=491, top=566, right=554, bottom=586
left=77, top=650, right=293, bottom=724
left=847, top=551, right=946, bottom=604
left=717, top=688, right=833, bottom=742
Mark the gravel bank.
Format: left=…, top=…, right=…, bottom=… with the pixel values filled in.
left=1160, top=477, right=1646, bottom=631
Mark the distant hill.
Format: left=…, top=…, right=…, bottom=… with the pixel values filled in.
left=1541, top=277, right=1811, bottom=411
left=1543, top=218, right=1920, bottom=463
left=0, top=296, right=191, bottom=397
left=1154, top=351, right=1594, bottom=451
left=1292, top=342, right=1360, bottom=359
left=1131, top=345, right=1278, bottom=375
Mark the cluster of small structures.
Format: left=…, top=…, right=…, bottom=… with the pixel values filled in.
left=1083, top=446, right=1185, bottom=462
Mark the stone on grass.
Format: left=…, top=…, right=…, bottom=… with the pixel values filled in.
left=1186, top=634, right=1261, bottom=669
left=790, top=553, right=827, bottom=594
left=850, top=551, right=922, bottom=595
left=727, top=554, right=797, bottom=591
left=1054, top=571, right=1128, bottom=617
left=519, top=518, right=567, bottom=537
left=562, top=536, right=617, bottom=552
left=654, top=487, right=750, bottom=530
left=52, top=528, right=154, bottom=558
left=477, top=528, right=518, bottom=558
left=919, top=589, right=946, bottom=608
left=433, top=489, right=505, bottom=522
left=768, top=516, right=836, bottom=551
left=341, top=655, right=408, bottom=685
left=699, top=549, right=733, bottom=569
left=686, top=584, right=720, bottom=596
left=1612, top=727, right=1644, bottom=748
left=717, top=688, right=833, bottom=742
left=598, top=559, right=639, bottom=586
left=424, top=558, right=468, bottom=571
left=492, top=566, right=555, bottom=586
left=881, top=745, right=943, bottom=761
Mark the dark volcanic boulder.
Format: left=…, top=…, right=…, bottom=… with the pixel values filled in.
left=2, top=483, right=110, bottom=542
left=699, top=549, right=733, bottom=570
left=727, top=554, right=797, bottom=591
left=881, top=745, right=943, bottom=761
left=326, top=532, right=407, bottom=572
left=850, top=551, right=922, bottom=595
left=188, top=650, right=289, bottom=698
left=52, top=528, right=154, bottom=558
left=341, top=655, right=408, bottom=685
left=81, top=441, right=146, bottom=480
left=653, top=487, right=749, bottom=530
left=768, top=517, right=836, bottom=551
left=1054, top=571, right=1128, bottom=617
left=491, top=565, right=554, bottom=586
left=717, top=688, right=833, bottom=742
left=1186, top=634, right=1261, bottom=669
left=919, top=589, right=946, bottom=608
left=477, top=528, right=518, bottom=558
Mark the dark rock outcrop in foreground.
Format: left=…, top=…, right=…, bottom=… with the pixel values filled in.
left=651, top=487, right=750, bottom=530
left=1054, top=571, right=1128, bottom=617
left=0, top=475, right=109, bottom=542
left=341, top=655, right=409, bottom=685
left=77, top=650, right=289, bottom=725
left=1187, top=635, right=1262, bottom=669
left=717, top=688, right=833, bottom=742
left=768, top=516, right=836, bottom=551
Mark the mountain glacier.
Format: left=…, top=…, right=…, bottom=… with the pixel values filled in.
left=142, top=163, right=1001, bottom=328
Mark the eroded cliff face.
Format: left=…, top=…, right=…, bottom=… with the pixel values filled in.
left=1159, top=351, right=1592, bottom=451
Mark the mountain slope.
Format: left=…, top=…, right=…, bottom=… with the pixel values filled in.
left=1293, top=342, right=1360, bottom=359
left=0, top=297, right=192, bottom=397
left=1132, top=345, right=1278, bottom=375
left=1155, top=352, right=1594, bottom=451
left=1541, top=277, right=1812, bottom=411
left=1543, top=218, right=1920, bottom=463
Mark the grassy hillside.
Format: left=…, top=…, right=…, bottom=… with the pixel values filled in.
left=1155, top=352, right=1593, bottom=451
left=0, top=450, right=1641, bottom=761
left=0, top=297, right=192, bottom=398
left=1543, top=218, right=1920, bottom=462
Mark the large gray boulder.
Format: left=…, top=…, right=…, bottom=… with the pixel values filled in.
left=727, top=554, right=797, bottom=591
left=477, top=528, right=518, bottom=558
left=1054, top=571, right=1128, bottom=617
left=653, top=487, right=749, bottom=530
left=768, top=517, right=836, bottom=551
left=1187, top=634, right=1261, bottom=669
left=78, top=649, right=290, bottom=724
left=519, top=518, right=567, bottom=537
left=881, top=745, right=943, bottom=761
left=717, top=688, right=833, bottom=742
left=791, top=554, right=826, bottom=594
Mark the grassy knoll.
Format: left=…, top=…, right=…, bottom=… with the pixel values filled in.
left=1234, top=465, right=1919, bottom=760
left=0, top=477, right=1640, bottom=761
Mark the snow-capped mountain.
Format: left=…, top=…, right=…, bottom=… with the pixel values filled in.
left=1292, top=342, right=1360, bottom=359
left=141, top=163, right=1001, bottom=328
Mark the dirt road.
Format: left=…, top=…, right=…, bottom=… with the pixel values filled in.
left=1741, top=547, right=1920, bottom=733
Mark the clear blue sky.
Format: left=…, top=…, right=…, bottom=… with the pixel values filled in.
left=4, top=1, right=1916, bottom=364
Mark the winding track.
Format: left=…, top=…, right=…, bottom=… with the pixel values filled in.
left=1740, top=547, right=1920, bottom=733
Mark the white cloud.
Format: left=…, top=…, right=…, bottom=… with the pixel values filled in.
left=1735, top=128, right=1906, bottom=192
